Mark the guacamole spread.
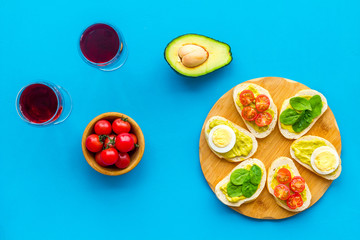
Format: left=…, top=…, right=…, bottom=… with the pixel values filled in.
left=208, top=119, right=253, bottom=158
left=236, top=85, right=274, bottom=133
left=291, top=139, right=327, bottom=165
left=271, top=165, right=307, bottom=202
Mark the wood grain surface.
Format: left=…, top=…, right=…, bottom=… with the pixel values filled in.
left=199, top=77, right=341, bottom=219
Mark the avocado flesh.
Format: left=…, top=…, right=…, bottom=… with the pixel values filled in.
left=165, top=34, right=232, bottom=77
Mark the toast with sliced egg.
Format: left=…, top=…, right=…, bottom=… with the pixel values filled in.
left=233, top=83, right=278, bottom=138
left=267, top=157, right=312, bottom=212
left=290, top=135, right=341, bottom=180
left=215, top=158, right=266, bottom=207
left=279, top=89, right=328, bottom=139
left=204, top=116, right=258, bottom=162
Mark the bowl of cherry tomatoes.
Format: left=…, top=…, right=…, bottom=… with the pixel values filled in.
left=82, top=112, right=145, bottom=176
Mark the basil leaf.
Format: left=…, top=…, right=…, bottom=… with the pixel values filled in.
left=292, top=112, right=311, bottom=133
left=304, top=110, right=313, bottom=124
left=250, top=165, right=262, bottom=185
left=242, top=183, right=258, bottom=198
left=227, top=182, right=243, bottom=198
left=230, top=169, right=250, bottom=185
left=280, top=109, right=301, bottom=125
left=309, top=95, right=323, bottom=118
left=290, top=97, right=312, bottom=111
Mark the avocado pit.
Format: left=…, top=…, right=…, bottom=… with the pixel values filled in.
left=178, top=44, right=208, bottom=68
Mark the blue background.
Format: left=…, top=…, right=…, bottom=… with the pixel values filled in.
left=0, top=0, right=359, bottom=239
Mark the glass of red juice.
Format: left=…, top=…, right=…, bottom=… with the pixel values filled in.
left=16, top=81, right=72, bottom=126
left=79, top=23, right=128, bottom=71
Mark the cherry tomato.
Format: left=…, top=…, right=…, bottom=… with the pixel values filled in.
left=100, top=148, right=119, bottom=165
left=95, top=152, right=107, bottom=167
left=112, top=118, right=131, bottom=134
left=241, top=106, right=258, bottom=121
left=129, top=133, right=138, bottom=144
left=290, top=176, right=306, bottom=193
left=274, top=184, right=291, bottom=200
left=239, top=90, right=255, bottom=106
left=94, top=120, right=112, bottom=135
left=276, top=168, right=292, bottom=184
left=115, top=152, right=131, bottom=169
left=254, top=112, right=272, bottom=127
left=115, top=133, right=135, bottom=153
left=104, top=134, right=116, bottom=148
left=255, top=94, right=270, bottom=112
left=287, top=193, right=303, bottom=209
left=85, top=134, right=103, bottom=152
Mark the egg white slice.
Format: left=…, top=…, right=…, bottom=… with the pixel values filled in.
left=310, top=146, right=340, bottom=175
left=208, top=125, right=236, bottom=153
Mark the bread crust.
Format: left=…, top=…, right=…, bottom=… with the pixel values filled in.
left=214, top=158, right=267, bottom=207
left=278, top=89, right=328, bottom=139
left=267, top=157, right=312, bottom=212
left=290, top=135, right=341, bottom=180
left=233, top=83, right=278, bottom=138
left=204, top=116, right=258, bottom=162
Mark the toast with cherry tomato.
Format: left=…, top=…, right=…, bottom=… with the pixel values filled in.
left=290, top=135, right=342, bottom=180
left=233, top=83, right=278, bottom=138
left=215, top=158, right=267, bottom=207
left=279, top=89, right=328, bottom=139
left=204, top=116, right=258, bottom=162
left=267, top=157, right=312, bottom=212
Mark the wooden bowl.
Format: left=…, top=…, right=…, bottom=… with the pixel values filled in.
left=82, top=112, right=145, bottom=176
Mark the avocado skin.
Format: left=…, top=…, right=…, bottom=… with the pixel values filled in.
left=164, top=33, right=232, bottom=78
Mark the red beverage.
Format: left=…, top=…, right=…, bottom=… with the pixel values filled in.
left=80, top=23, right=120, bottom=63
left=19, top=84, right=61, bottom=123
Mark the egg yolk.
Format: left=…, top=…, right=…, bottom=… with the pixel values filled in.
left=212, top=128, right=231, bottom=148
left=315, top=151, right=336, bottom=172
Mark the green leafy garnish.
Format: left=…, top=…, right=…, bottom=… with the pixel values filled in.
left=292, top=111, right=312, bottom=133
left=250, top=165, right=262, bottom=185
left=290, top=97, right=312, bottom=111
left=230, top=169, right=250, bottom=185
left=242, top=183, right=258, bottom=198
left=309, top=95, right=323, bottom=118
left=280, top=109, right=301, bottom=125
left=227, top=182, right=243, bottom=197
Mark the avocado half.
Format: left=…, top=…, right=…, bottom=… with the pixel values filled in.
left=164, top=34, right=232, bottom=77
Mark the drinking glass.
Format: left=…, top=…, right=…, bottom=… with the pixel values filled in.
left=16, top=81, right=72, bottom=126
left=79, top=23, right=128, bottom=71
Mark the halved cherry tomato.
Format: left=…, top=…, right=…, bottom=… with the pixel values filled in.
left=255, top=94, right=270, bottom=112
left=239, top=90, right=255, bottom=106
left=274, top=184, right=291, bottom=200
left=287, top=193, right=303, bottom=209
left=276, top=168, right=292, bottom=184
left=104, top=134, right=116, bottom=148
left=290, top=176, right=306, bottom=193
left=129, top=133, right=138, bottom=144
left=85, top=134, right=103, bottom=153
left=100, top=148, right=119, bottom=165
left=241, top=106, right=258, bottom=121
left=115, top=152, right=131, bottom=169
left=94, top=120, right=112, bottom=135
left=254, top=112, right=272, bottom=127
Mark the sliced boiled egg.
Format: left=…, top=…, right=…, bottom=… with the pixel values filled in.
left=208, top=125, right=236, bottom=153
left=310, top=146, right=339, bottom=175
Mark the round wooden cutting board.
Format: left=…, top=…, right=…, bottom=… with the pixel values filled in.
left=199, top=77, right=341, bottom=219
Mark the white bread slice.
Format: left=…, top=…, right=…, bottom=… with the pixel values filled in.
left=278, top=89, right=328, bottom=139
left=204, top=116, right=258, bottom=162
left=290, top=135, right=341, bottom=180
left=267, top=157, right=312, bottom=212
left=233, top=83, right=278, bottom=138
left=215, top=158, right=266, bottom=207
